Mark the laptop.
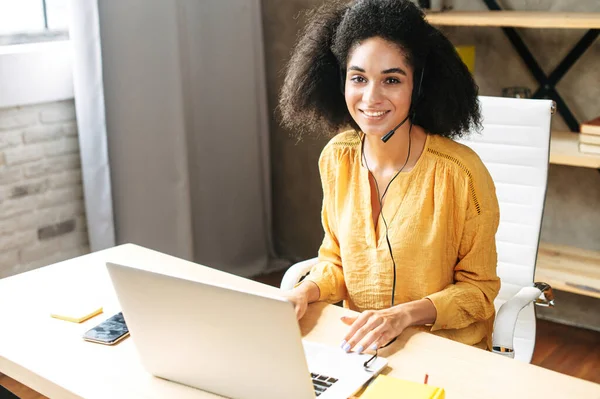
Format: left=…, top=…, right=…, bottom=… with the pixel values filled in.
left=106, top=262, right=387, bottom=399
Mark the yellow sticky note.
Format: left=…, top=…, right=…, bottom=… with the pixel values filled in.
left=455, top=45, right=475, bottom=74
left=51, top=303, right=103, bottom=323
left=361, top=375, right=445, bottom=399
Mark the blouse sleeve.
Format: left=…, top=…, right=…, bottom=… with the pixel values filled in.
left=425, top=163, right=501, bottom=331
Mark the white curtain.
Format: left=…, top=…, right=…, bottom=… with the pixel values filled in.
left=69, top=0, right=286, bottom=276
left=69, top=0, right=115, bottom=251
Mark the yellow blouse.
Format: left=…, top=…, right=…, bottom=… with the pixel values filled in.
left=304, top=130, right=500, bottom=350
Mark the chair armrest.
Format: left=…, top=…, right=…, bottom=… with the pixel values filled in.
left=280, top=257, right=319, bottom=290
left=492, top=282, right=553, bottom=358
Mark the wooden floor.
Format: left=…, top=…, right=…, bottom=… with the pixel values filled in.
left=2, top=270, right=598, bottom=398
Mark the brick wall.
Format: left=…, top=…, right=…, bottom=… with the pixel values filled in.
left=0, top=100, right=90, bottom=278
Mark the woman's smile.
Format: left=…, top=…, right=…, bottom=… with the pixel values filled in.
left=359, top=109, right=391, bottom=120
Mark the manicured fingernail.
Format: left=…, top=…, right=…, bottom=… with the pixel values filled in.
left=340, top=340, right=347, bottom=348
left=343, top=343, right=351, bottom=352
left=370, top=344, right=378, bottom=351
left=355, top=345, right=364, bottom=354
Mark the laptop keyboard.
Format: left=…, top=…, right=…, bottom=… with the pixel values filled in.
left=311, top=373, right=338, bottom=397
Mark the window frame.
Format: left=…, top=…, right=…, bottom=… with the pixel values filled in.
left=0, top=0, right=69, bottom=46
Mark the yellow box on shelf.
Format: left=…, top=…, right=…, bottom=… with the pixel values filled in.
left=455, top=45, right=475, bottom=73
left=360, top=374, right=445, bottom=399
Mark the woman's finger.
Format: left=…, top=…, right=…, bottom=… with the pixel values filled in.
left=343, top=311, right=376, bottom=340
left=344, top=314, right=383, bottom=353
left=356, top=324, right=387, bottom=354
left=340, top=313, right=371, bottom=351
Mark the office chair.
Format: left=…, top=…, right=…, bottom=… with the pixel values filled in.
left=280, top=96, right=555, bottom=363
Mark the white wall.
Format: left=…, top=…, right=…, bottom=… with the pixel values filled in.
left=0, top=100, right=89, bottom=278
left=0, top=37, right=89, bottom=278
left=0, top=41, right=73, bottom=108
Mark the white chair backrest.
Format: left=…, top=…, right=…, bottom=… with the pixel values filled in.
left=457, top=96, right=552, bottom=362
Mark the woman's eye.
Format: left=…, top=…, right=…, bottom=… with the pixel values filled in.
left=350, top=76, right=366, bottom=83
left=385, top=77, right=401, bottom=84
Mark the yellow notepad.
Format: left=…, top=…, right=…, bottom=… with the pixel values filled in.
left=361, top=375, right=445, bottom=399
left=50, top=303, right=103, bottom=323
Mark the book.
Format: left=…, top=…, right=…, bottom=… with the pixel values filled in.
left=360, top=374, right=445, bottom=399
left=580, top=116, right=600, bottom=136
left=579, top=143, right=600, bottom=156
left=579, top=133, right=600, bottom=146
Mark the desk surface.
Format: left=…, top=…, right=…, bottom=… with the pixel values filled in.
left=0, top=244, right=598, bottom=399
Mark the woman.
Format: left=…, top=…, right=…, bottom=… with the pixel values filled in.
left=279, top=0, right=500, bottom=354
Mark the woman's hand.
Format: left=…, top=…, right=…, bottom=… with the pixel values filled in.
left=340, top=299, right=437, bottom=353
left=340, top=307, right=411, bottom=353
left=281, top=289, right=309, bottom=320
left=280, top=281, right=321, bottom=320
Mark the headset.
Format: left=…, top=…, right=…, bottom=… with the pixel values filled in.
left=357, top=63, right=425, bottom=360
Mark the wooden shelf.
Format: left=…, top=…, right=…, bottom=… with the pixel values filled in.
left=536, top=242, right=600, bottom=299
left=550, top=131, right=600, bottom=169
left=425, top=11, right=600, bottom=29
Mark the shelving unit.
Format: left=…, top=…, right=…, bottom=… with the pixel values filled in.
left=425, top=11, right=600, bottom=29
left=550, top=131, right=600, bottom=169
left=426, top=10, right=600, bottom=298
left=426, top=10, right=599, bottom=132
left=536, top=243, right=600, bottom=299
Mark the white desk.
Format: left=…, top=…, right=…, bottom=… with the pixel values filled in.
left=0, top=244, right=598, bottom=398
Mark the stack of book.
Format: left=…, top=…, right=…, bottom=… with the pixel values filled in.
left=579, top=116, right=600, bottom=155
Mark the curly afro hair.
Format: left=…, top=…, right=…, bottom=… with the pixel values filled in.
left=279, top=0, right=481, bottom=139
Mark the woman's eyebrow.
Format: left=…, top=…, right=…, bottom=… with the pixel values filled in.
left=347, top=66, right=407, bottom=76
left=348, top=65, right=366, bottom=72
left=382, top=67, right=406, bottom=76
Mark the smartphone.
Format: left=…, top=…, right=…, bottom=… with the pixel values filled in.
left=83, top=311, right=130, bottom=345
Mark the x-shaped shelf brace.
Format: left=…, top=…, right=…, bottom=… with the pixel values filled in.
left=483, top=0, right=599, bottom=133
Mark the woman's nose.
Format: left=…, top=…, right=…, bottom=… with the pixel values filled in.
left=362, top=82, right=383, bottom=104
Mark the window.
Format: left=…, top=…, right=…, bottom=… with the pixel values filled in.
left=0, top=0, right=69, bottom=46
